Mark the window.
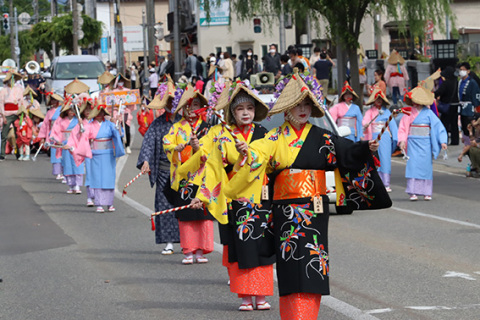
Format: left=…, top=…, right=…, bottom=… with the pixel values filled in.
left=226, top=46, right=232, bottom=55
left=215, top=47, right=222, bottom=54
left=54, top=62, right=105, bottom=80
left=261, top=45, right=268, bottom=58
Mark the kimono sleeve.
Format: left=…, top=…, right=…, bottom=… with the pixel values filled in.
left=331, top=135, right=392, bottom=211
left=111, top=123, right=126, bottom=158
left=162, top=124, right=178, bottom=163
left=224, top=128, right=278, bottom=204
left=430, top=113, right=448, bottom=160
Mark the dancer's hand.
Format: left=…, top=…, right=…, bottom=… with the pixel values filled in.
left=235, top=141, right=248, bottom=155
left=368, top=140, right=379, bottom=152
left=141, top=161, right=151, bottom=174
left=174, top=143, right=186, bottom=152
left=190, top=135, right=200, bottom=153
left=190, top=198, right=203, bottom=210
left=398, top=141, right=406, bottom=151
left=441, top=143, right=447, bottom=150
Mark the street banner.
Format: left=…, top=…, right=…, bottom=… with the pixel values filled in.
left=100, top=89, right=140, bottom=107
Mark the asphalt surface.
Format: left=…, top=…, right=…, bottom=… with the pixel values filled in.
left=1, top=124, right=479, bottom=320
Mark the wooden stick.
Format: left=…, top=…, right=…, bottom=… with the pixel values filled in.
left=122, top=171, right=145, bottom=197
left=374, top=107, right=412, bottom=143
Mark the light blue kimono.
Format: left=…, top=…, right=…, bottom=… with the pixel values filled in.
left=90, top=121, right=125, bottom=190
left=62, top=118, right=85, bottom=175
left=50, top=106, right=62, bottom=164
left=343, top=104, right=363, bottom=142
left=372, top=107, right=398, bottom=175
left=406, top=108, right=447, bottom=180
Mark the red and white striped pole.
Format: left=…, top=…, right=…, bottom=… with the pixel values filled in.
left=375, top=107, right=412, bottom=143
left=122, top=171, right=145, bottom=197
left=150, top=204, right=195, bottom=231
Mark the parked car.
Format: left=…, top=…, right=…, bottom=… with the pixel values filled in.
left=43, top=55, right=106, bottom=96
left=258, top=94, right=354, bottom=214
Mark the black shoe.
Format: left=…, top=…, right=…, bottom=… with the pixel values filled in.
left=0, top=155, right=5, bottom=161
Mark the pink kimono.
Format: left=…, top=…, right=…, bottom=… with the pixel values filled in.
left=384, top=63, right=409, bottom=94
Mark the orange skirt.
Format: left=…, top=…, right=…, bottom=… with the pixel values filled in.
left=222, top=245, right=232, bottom=268
left=279, top=293, right=322, bottom=320
left=178, top=220, right=214, bottom=255
left=229, top=261, right=274, bottom=297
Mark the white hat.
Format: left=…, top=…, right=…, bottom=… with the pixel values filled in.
left=209, top=57, right=216, bottom=63
left=149, top=68, right=155, bottom=72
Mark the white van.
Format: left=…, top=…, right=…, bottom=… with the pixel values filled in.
left=43, top=55, right=106, bottom=96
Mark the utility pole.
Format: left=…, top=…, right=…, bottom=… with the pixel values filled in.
left=142, top=9, right=148, bottom=82
left=14, top=7, right=19, bottom=68
left=51, top=0, right=56, bottom=58
left=9, top=0, right=15, bottom=65
left=173, top=0, right=181, bottom=81
left=114, top=0, right=125, bottom=75
left=279, top=4, right=285, bottom=54
left=72, top=0, right=79, bottom=54
left=146, top=0, right=155, bottom=64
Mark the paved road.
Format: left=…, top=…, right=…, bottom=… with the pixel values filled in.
left=1, top=127, right=479, bottom=320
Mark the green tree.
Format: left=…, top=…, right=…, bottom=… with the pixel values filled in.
left=31, top=13, right=102, bottom=58
left=0, top=30, right=38, bottom=67
left=202, top=0, right=453, bottom=96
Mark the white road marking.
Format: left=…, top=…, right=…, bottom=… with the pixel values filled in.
left=443, top=271, right=476, bottom=281
left=365, top=308, right=393, bottom=314
left=474, top=271, right=480, bottom=275
left=392, top=206, right=480, bottom=229
left=406, top=306, right=453, bottom=310
left=115, top=125, right=382, bottom=320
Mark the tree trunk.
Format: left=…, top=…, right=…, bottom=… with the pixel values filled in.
left=347, top=44, right=362, bottom=111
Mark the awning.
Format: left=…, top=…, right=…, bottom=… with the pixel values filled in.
left=458, top=27, right=480, bottom=34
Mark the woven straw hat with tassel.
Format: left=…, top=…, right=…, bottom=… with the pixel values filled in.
left=23, top=86, right=38, bottom=97
left=109, top=74, right=131, bottom=89
left=3, top=71, right=23, bottom=84
left=146, top=79, right=176, bottom=110
left=339, top=81, right=359, bottom=102
left=387, top=49, right=405, bottom=65
left=366, top=88, right=390, bottom=106
left=88, top=100, right=112, bottom=119
left=98, top=71, right=115, bottom=85
left=404, top=86, right=435, bottom=106
left=269, top=68, right=325, bottom=118
left=29, top=107, right=45, bottom=120
left=46, top=93, right=64, bottom=106
left=65, top=79, right=90, bottom=95
left=419, top=68, right=441, bottom=92
left=224, top=83, right=269, bottom=125
left=174, top=84, right=209, bottom=115
left=16, top=105, right=28, bottom=116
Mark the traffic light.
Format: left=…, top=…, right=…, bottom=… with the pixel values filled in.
left=253, top=18, right=261, bottom=33
left=3, top=13, right=9, bottom=32
left=154, top=22, right=164, bottom=40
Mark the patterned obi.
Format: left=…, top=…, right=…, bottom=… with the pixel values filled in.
left=372, top=121, right=386, bottom=133
left=337, top=117, right=357, bottom=136
left=409, top=124, right=430, bottom=136
left=91, top=138, right=113, bottom=150
left=273, top=169, right=326, bottom=201
left=4, top=103, right=19, bottom=111
left=62, top=130, right=71, bottom=140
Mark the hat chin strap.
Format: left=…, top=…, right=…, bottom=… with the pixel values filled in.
left=285, top=110, right=300, bottom=126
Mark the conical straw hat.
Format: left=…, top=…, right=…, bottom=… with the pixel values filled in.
left=109, top=73, right=131, bottom=89
left=419, top=68, right=441, bottom=92
left=339, top=81, right=359, bottom=102
left=3, top=71, right=23, bottom=84
left=23, top=86, right=38, bottom=97
left=387, top=49, right=405, bottom=65
left=29, top=107, right=45, bottom=120
left=404, top=86, right=435, bottom=106
left=366, top=88, right=390, bottom=106
left=65, top=78, right=90, bottom=95
left=268, top=69, right=325, bottom=118
left=46, top=93, right=64, bottom=106
left=214, top=80, right=232, bottom=111
left=146, top=80, right=176, bottom=110
left=16, top=105, right=27, bottom=116
left=98, top=71, right=115, bottom=85
left=175, top=84, right=209, bottom=114
left=224, top=83, right=269, bottom=124
left=88, top=100, right=111, bottom=119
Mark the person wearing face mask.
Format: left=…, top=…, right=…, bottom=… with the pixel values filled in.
left=457, top=62, right=480, bottom=146
left=241, top=49, right=258, bottom=80
left=137, top=80, right=181, bottom=256
left=329, top=81, right=363, bottom=142
left=185, top=83, right=274, bottom=312
left=398, top=86, right=448, bottom=201
left=163, top=85, right=214, bottom=265
left=362, top=88, right=398, bottom=192
left=224, top=69, right=390, bottom=320
left=263, top=44, right=281, bottom=78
